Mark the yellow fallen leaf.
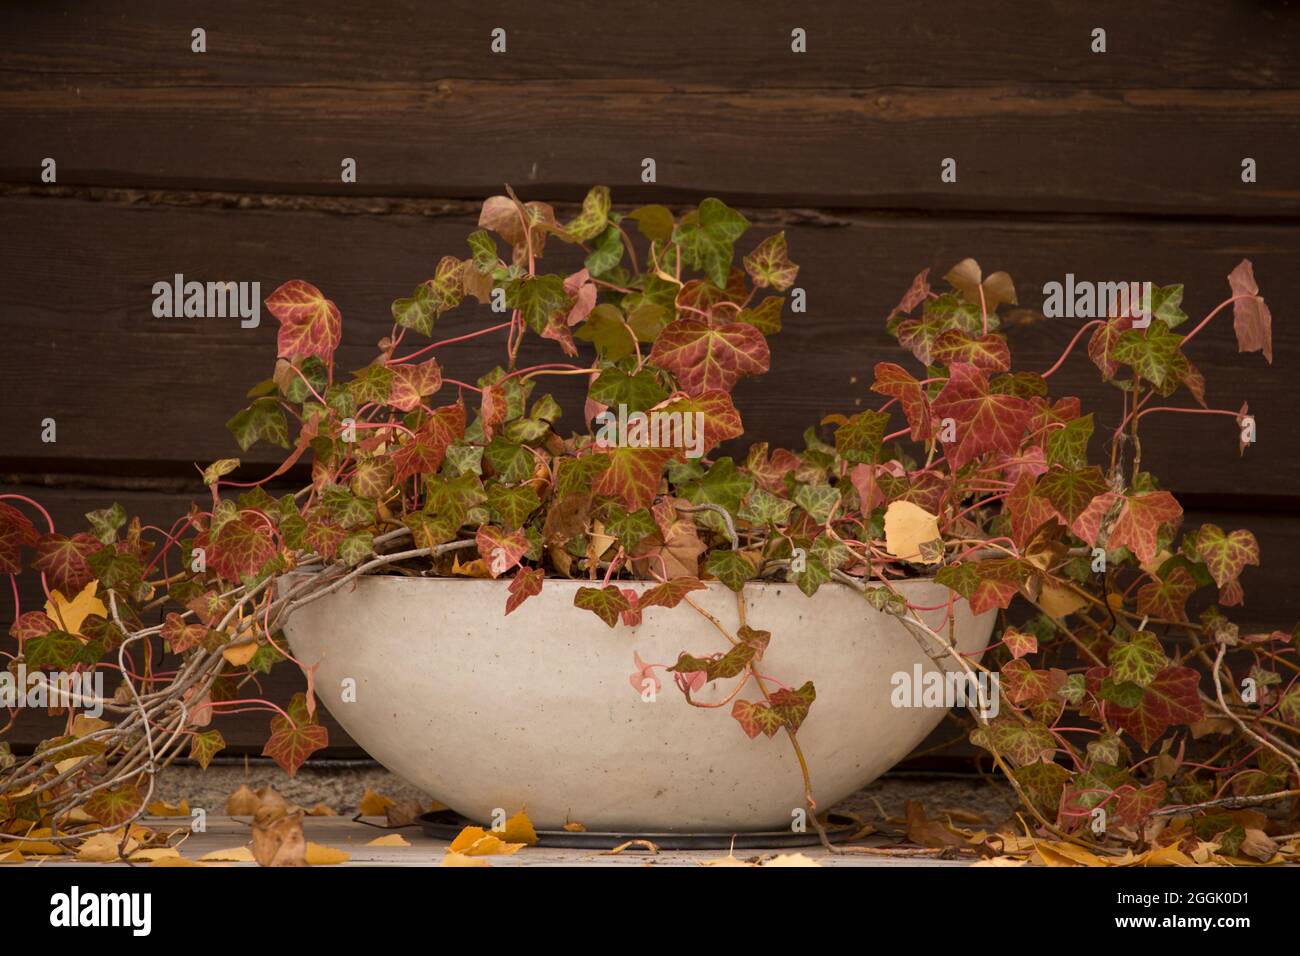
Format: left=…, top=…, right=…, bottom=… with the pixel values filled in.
left=763, top=852, right=821, bottom=867
left=702, top=853, right=755, bottom=867
left=71, top=715, right=112, bottom=737
left=304, top=842, right=350, bottom=865
left=366, top=833, right=411, bottom=847
left=305, top=803, right=337, bottom=817
left=146, top=799, right=191, bottom=818
left=1120, top=844, right=1194, bottom=867
left=200, top=846, right=256, bottom=862
left=441, top=850, right=490, bottom=867
left=45, top=579, right=106, bottom=637
left=973, top=856, right=1026, bottom=867
left=1035, top=841, right=1109, bottom=867
left=449, top=826, right=524, bottom=856
left=883, top=501, right=942, bottom=564
left=0, top=849, right=24, bottom=864
left=357, top=788, right=395, bottom=816
left=128, top=847, right=181, bottom=863
left=498, top=810, right=539, bottom=847
left=1039, top=581, right=1088, bottom=619
left=226, top=784, right=261, bottom=816
left=151, top=856, right=204, bottom=867
left=221, top=640, right=258, bottom=667
left=77, top=832, right=135, bottom=862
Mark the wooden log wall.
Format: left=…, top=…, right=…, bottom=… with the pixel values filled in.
left=2, top=1, right=1298, bottom=757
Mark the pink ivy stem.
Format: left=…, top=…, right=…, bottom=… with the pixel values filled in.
left=1040, top=320, right=1104, bottom=379
left=389, top=321, right=513, bottom=364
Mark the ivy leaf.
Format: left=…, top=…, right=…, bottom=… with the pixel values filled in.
left=1136, top=565, right=1197, bottom=622
left=591, top=447, right=672, bottom=512
left=659, top=390, right=745, bottom=454
left=834, top=409, right=889, bottom=464
left=189, top=729, right=226, bottom=770
left=1109, top=666, right=1205, bottom=750
left=266, top=280, right=342, bottom=362
left=589, top=368, right=668, bottom=413
left=1187, top=524, right=1260, bottom=589
left=648, top=319, right=770, bottom=396
left=584, top=225, right=624, bottom=276
left=161, top=613, right=209, bottom=653
left=486, top=482, right=542, bottom=530
left=732, top=699, right=784, bottom=738
left=930, top=363, right=1033, bottom=469
left=505, top=566, right=545, bottom=615
left=742, top=231, right=799, bottom=291
left=25, top=629, right=97, bottom=670
left=349, top=364, right=395, bottom=405
left=769, top=681, right=816, bottom=733
left=793, top=483, right=841, bottom=524
left=85, top=783, right=146, bottom=827
left=466, top=230, right=498, bottom=273
left=563, top=185, right=611, bottom=241
left=1108, top=631, right=1168, bottom=687
left=1013, top=761, right=1071, bottom=816
left=574, top=304, right=637, bottom=361
left=973, top=716, right=1055, bottom=768
left=931, top=330, right=1011, bottom=372
left=574, top=585, right=631, bottom=628
left=475, top=526, right=529, bottom=577
left=226, top=398, right=290, bottom=451
left=0, top=501, right=39, bottom=574
left=388, top=358, right=443, bottom=412
left=936, top=559, right=1028, bottom=614
left=1227, top=259, right=1272, bottom=363
left=870, top=362, right=931, bottom=440
left=1036, top=465, right=1108, bottom=526
left=391, top=283, right=434, bottom=336
left=627, top=204, right=675, bottom=243
left=1073, top=490, right=1183, bottom=567
left=1044, top=413, right=1094, bottom=468
left=681, top=457, right=753, bottom=515
left=208, top=513, right=277, bottom=583
left=1000, top=659, right=1059, bottom=705
left=1150, top=283, right=1188, bottom=329
left=738, top=487, right=795, bottom=526
left=484, top=437, right=536, bottom=484
left=321, top=484, right=377, bottom=530
left=706, top=550, right=755, bottom=591
left=1113, top=321, right=1190, bottom=394
left=338, top=531, right=374, bottom=566
left=507, top=274, right=569, bottom=336
left=263, top=692, right=329, bottom=776
left=738, top=296, right=785, bottom=335
left=392, top=401, right=466, bottom=483
left=1086, top=316, right=1130, bottom=380
left=637, top=577, right=706, bottom=609
left=676, top=198, right=750, bottom=286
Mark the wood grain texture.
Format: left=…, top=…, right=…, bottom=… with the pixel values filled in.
left=0, top=193, right=1293, bottom=497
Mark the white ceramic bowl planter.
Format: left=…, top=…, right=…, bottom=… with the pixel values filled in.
left=284, top=576, right=994, bottom=832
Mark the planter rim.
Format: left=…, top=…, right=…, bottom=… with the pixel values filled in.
left=284, top=571, right=945, bottom=591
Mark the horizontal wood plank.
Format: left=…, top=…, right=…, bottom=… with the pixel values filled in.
left=3, top=1, right=1296, bottom=90
left=3, top=82, right=1296, bottom=214
left=0, top=193, right=1294, bottom=498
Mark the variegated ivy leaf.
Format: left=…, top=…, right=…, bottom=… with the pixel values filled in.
left=1112, top=320, right=1190, bottom=395
left=770, top=681, right=816, bottom=733
left=1108, top=631, right=1168, bottom=687
left=792, top=483, right=840, bottom=524
left=392, top=283, right=434, bottom=336
left=1149, top=283, right=1188, bottom=329
left=738, top=296, right=784, bottom=335
left=675, top=197, right=750, bottom=286
left=189, top=729, right=226, bottom=770
left=266, top=280, right=342, bottom=363
left=226, top=398, right=290, bottom=451
left=563, top=185, right=611, bottom=242
left=935, top=559, right=1029, bottom=615
left=0, top=501, right=39, bottom=574
left=705, top=549, right=755, bottom=592
left=575, top=303, right=637, bottom=361
left=742, top=231, right=798, bottom=291
left=870, top=361, right=932, bottom=441
left=1044, top=413, right=1094, bottom=468
left=588, top=368, right=668, bottom=413
left=1186, top=524, right=1260, bottom=590
left=85, top=503, right=127, bottom=545
left=971, top=716, right=1055, bottom=768
left=1136, top=564, right=1197, bottom=622
left=392, top=401, right=466, bottom=483
left=1072, top=489, right=1182, bottom=567
left=591, top=446, right=672, bottom=512
left=930, top=330, right=1011, bottom=372
left=732, top=698, right=785, bottom=738
left=85, top=783, right=146, bottom=827
left=833, top=409, right=889, bottom=464
left=1036, top=465, right=1108, bottom=527
left=584, top=225, right=624, bottom=277
left=321, top=484, right=377, bottom=531
left=670, top=642, right=756, bottom=682
left=338, top=531, right=374, bottom=566
left=1107, top=666, right=1204, bottom=750
left=486, top=482, right=541, bottom=531
left=507, top=274, right=569, bottom=336
left=738, top=487, right=795, bottom=526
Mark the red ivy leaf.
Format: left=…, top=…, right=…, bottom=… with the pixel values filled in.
left=9, top=611, right=56, bottom=643
left=1227, top=259, right=1272, bottom=364
left=161, top=612, right=209, bottom=653
left=208, top=513, right=277, bottom=583
left=0, top=501, right=39, bottom=574
left=85, top=783, right=145, bottom=827
left=1086, top=315, right=1133, bottom=380
left=731, top=698, right=784, bottom=738
left=1073, top=490, right=1183, bottom=567
left=870, top=362, right=932, bottom=440
left=659, top=389, right=744, bottom=455
left=266, top=280, right=343, bottom=362
left=32, top=532, right=100, bottom=595
left=1136, top=565, right=1197, bottom=622
left=936, top=558, right=1028, bottom=615
left=742, top=231, right=799, bottom=292
left=1109, top=665, right=1204, bottom=750
left=505, top=566, right=545, bottom=614
left=262, top=692, right=329, bottom=776
left=591, top=446, right=673, bottom=512
left=637, top=577, right=706, bottom=610
left=648, top=318, right=770, bottom=396
left=1188, top=524, right=1260, bottom=590
left=475, top=526, right=529, bottom=578
left=889, top=268, right=931, bottom=317
left=931, top=330, right=1011, bottom=372
left=387, top=357, right=443, bottom=412
left=392, top=400, right=466, bottom=483
left=930, top=363, right=1033, bottom=470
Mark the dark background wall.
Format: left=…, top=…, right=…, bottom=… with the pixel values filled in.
left=2, top=1, right=1298, bottom=757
